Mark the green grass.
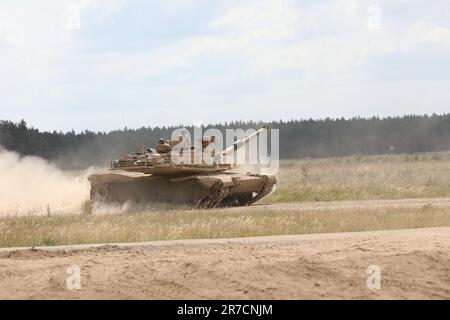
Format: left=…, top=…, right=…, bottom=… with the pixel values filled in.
left=0, top=205, right=449, bottom=248
left=264, top=152, right=450, bottom=203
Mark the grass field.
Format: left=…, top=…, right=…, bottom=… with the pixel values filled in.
left=265, top=152, right=450, bottom=202
left=1, top=151, right=450, bottom=248
left=0, top=205, right=449, bottom=248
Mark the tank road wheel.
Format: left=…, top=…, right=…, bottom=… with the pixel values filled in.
left=196, top=181, right=231, bottom=208
left=234, top=176, right=275, bottom=206
left=221, top=193, right=254, bottom=207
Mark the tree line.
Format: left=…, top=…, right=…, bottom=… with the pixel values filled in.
left=1, top=114, right=450, bottom=169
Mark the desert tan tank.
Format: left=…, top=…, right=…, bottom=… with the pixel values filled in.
left=88, top=127, right=276, bottom=208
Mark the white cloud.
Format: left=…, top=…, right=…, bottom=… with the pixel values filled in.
left=406, top=23, right=450, bottom=48
left=211, top=0, right=299, bottom=39
left=93, top=0, right=450, bottom=81
left=0, top=0, right=124, bottom=113
left=1, top=0, right=450, bottom=131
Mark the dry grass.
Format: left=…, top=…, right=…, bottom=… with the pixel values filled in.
left=0, top=204, right=449, bottom=248
left=265, top=152, right=450, bottom=202
left=2, top=151, right=450, bottom=248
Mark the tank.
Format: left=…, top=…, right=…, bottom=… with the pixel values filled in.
left=88, top=127, right=276, bottom=208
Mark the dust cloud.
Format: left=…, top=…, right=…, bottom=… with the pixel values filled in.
left=0, top=149, right=96, bottom=216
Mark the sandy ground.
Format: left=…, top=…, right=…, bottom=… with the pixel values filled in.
left=0, top=227, right=448, bottom=300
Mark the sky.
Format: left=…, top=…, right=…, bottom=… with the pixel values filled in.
left=0, top=0, right=450, bottom=132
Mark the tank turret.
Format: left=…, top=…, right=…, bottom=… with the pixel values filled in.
left=89, top=127, right=276, bottom=208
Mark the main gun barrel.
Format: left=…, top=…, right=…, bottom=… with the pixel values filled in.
left=221, top=126, right=269, bottom=158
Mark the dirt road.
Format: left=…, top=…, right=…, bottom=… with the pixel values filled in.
left=0, top=227, right=448, bottom=299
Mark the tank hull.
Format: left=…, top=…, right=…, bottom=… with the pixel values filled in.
left=89, top=172, right=276, bottom=208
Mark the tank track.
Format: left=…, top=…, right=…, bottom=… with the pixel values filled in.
left=197, top=175, right=275, bottom=208
left=90, top=174, right=276, bottom=209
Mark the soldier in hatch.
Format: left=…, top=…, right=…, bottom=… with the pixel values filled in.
left=156, top=138, right=172, bottom=154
